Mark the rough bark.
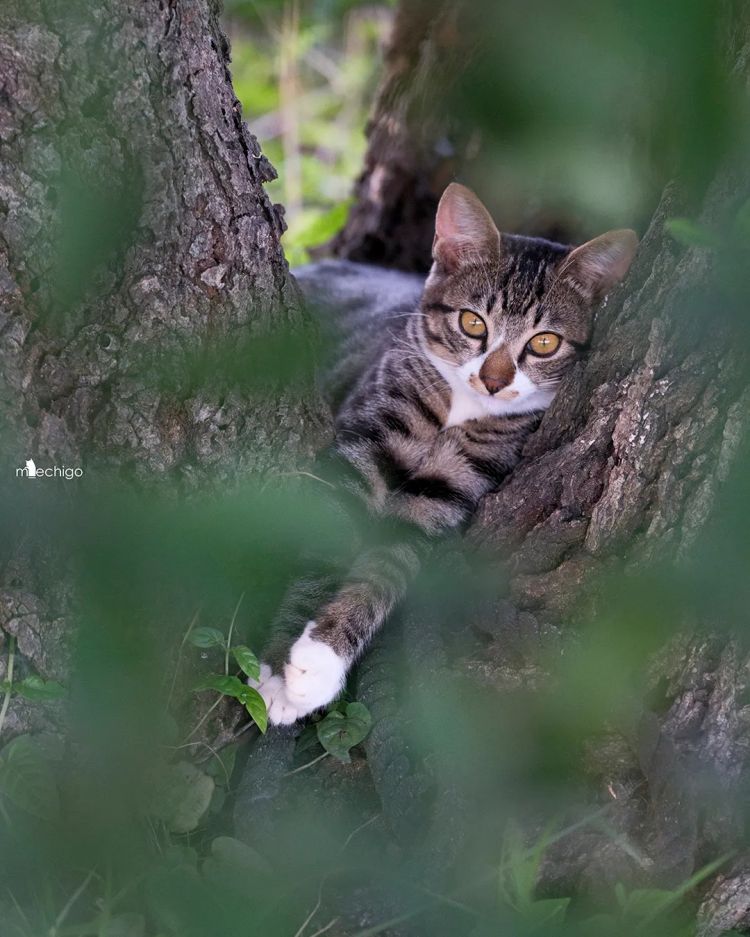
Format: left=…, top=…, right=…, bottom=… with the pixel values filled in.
left=472, top=169, right=750, bottom=909
left=0, top=0, right=330, bottom=737
left=329, top=0, right=585, bottom=272
left=329, top=0, right=465, bottom=272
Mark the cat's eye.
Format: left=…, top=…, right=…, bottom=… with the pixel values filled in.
left=527, top=332, right=562, bottom=357
left=459, top=310, right=487, bottom=338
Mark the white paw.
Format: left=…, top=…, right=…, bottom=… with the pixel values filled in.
left=248, top=663, right=300, bottom=726
left=283, top=622, right=346, bottom=716
left=248, top=624, right=346, bottom=726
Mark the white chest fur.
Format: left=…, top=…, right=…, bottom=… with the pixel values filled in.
left=425, top=350, right=555, bottom=427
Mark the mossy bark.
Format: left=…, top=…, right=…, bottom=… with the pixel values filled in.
left=0, top=0, right=331, bottom=737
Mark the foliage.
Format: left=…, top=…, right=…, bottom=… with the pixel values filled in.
left=188, top=615, right=268, bottom=732
left=315, top=700, right=372, bottom=762
left=225, top=1, right=390, bottom=264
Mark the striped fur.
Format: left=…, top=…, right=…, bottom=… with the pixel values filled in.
left=254, top=185, right=638, bottom=723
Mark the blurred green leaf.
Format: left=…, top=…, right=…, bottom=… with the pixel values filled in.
left=204, top=742, right=239, bottom=785
left=104, top=913, right=146, bottom=937
left=202, top=836, right=267, bottom=893
left=734, top=199, right=750, bottom=243
left=665, top=217, right=720, bottom=247
left=521, top=897, right=570, bottom=927
left=0, top=734, right=60, bottom=820
left=14, top=675, right=66, bottom=701
left=316, top=701, right=371, bottom=762
left=295, top=722, right=324, bottom=756
left=188, top=627, right=227, bottom=649
left=208, top=786, right=226, bottom=814
left=620, top=888, right=680, bottom=920
left=151, top=762, right=215, bottom=834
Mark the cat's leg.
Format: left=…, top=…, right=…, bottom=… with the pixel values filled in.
left=247, top=574, right=347, bottom=725
left=254, top=542, right=422, bottom=724
left=284, top=543, right=423, bottom=715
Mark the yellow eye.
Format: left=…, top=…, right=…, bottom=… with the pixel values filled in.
left=459, top=310, right=487, bottom=338
left=527, top=332, right=561, bottom=357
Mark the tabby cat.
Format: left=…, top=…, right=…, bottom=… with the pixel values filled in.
left=251, top=184, right=637, bottom=724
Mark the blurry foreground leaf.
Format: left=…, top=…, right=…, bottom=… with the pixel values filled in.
left=14, top=675, right=66, bottom=701
left=316, top=701, right=372, bottom=763
left=105, top=913, right=146, bottom=937
left=521, top=897, right=570, bottom=928
left=0, top=734, right=60, bottom=820
left=665, top=218, right=720, bottom=247
left=188, top=627, right=226, bottom=649
left=202, top=835, right=267, bottom=893
left=204, top=742, right=239, bottom=785
left=151, top=761, right=215, bottom=834
left=733, top=198, right=750, bottom=243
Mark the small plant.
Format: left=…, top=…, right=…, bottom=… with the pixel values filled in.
left=290, top=699, right=373, bottom=776
left=496, top=822, right=570, bottom=932
left=481, top=821, right=732, bottom=937
left=315, top=700, right=372, bottom=763
left=0, top=636, right=65, bottom=740
left=189, top=615, right=268, bottom=733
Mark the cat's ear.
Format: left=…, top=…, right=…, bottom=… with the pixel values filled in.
left=560, top=229, right=639, bottom=301
left=432, top=183, right=501, bottom=272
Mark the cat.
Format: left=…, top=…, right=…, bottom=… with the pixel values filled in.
left=250, top=183, right=638, bottom=725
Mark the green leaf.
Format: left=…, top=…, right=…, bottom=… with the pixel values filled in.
left=315, top=701, right=372, bottom=763
left=104, top=913, right=146, bottom=937
left=238, top=685, right=268, bottom=733
left=665, top=218, right=719, bottom=248
left=150, top=762, right=215, bottom=834
left=499, top=821, right=547, bottom=910
left=0, top=734, right=60, bottom=820
left=187, top=627, right=226, bottom=649
left=295, top=722, right=324, bottom=756
left=202, top=836, right=267, bottom=893
left=204, top=742, right=238, bottom=785
left=161, top=844, right=199, bottom=872
left=576, top=914, right=618, bottom=935
left=232, top=645, right=260, bottom=681
left=734, top=199, right=750, bottom=243
left=521, top=897, right=570, bottom=927
left=208, top=786, right=226, bottom=814
left=14, top=675, right=66, bottom=701
left=620, top=887, right=681, bottom=921
left=194, top=674, right=246, bottom=698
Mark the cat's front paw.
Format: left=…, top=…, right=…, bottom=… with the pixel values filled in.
left=283, top=621, right=346, bottom=716
left=248, top=663, right=300, bottom=726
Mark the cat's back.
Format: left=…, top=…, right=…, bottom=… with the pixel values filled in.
left=294, top=259, right=425, bottom=404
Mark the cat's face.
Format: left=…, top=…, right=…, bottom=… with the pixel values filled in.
left=420, top=185, right=638, bottom=416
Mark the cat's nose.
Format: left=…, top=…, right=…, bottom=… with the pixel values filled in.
left=479, top=347, right=515, bottom=395
left=481, top=376, right=508, bottom=395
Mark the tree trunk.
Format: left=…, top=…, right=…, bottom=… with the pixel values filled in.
left=329, top=0, right=464, bottom=272
left=329, top=0, right=586, bottom=271
left=0, top=0, right=330, bottom=737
